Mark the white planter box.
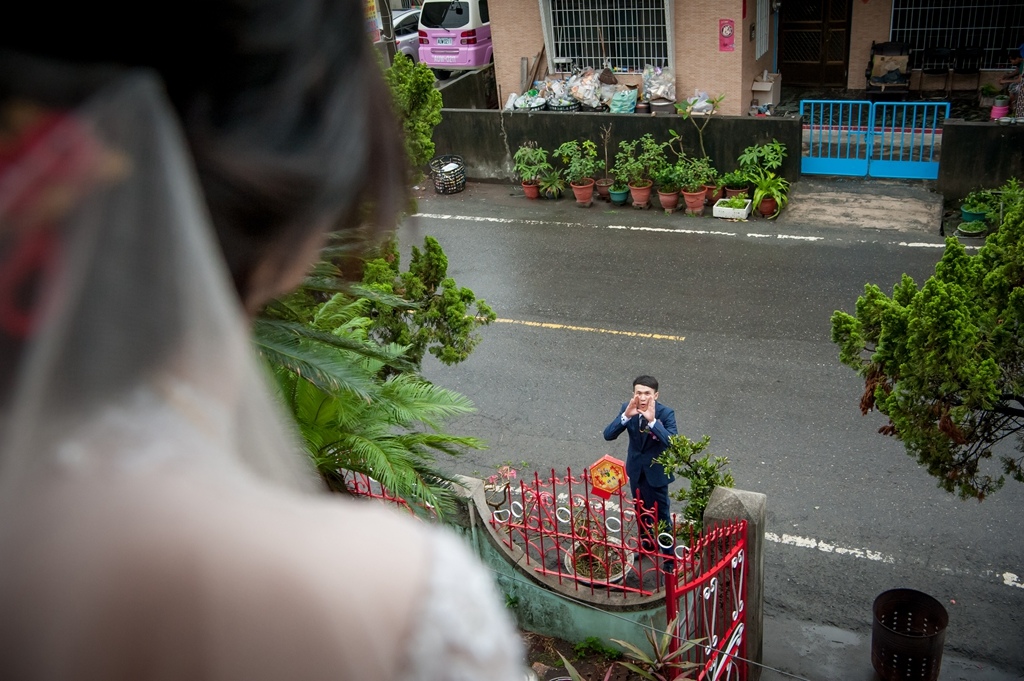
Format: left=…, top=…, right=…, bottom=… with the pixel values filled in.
left=713, top=198, right=752, bottom=219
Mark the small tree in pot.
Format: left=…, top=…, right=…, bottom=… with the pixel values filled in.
left=652, top=164, right=681, bottom=213
left=613, top=134, right=668, bottom=206
left=513, top=141, right=553, bottom=200
left=555, top=139, right=604, bottom=205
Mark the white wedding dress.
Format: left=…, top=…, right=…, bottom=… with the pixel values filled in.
left=0, top=72, right=522, bottom=681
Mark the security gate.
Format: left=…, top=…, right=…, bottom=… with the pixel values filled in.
left=800, top=100, right=950, bottom=179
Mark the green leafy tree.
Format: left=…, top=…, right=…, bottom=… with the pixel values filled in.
left=362, top=235, right=496, bottom=373
left=384, top=55, right=443, bottom=182
left=831, top=195, right=1024, bottom=500
left=655, top=434, right=735, bottom=533
left=256, top=282, right=485, bottom=517
left=254, top=235, right=494, bottom=515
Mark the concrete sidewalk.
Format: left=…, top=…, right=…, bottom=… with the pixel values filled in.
left=414, top=175, right=947, bottom=239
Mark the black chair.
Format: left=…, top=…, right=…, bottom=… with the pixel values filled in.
left=866, top=41, right=911, bottom=99
left=919, top=47, right=952, bottom=97
left=953, top=46, right=984, bottom=92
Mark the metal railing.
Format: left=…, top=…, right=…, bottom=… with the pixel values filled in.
left=345, top=467, right=747, bottom=680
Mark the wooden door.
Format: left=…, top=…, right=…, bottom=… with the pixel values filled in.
left=778, top=0, right=852, bottom=87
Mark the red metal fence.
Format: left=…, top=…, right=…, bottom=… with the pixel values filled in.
left=487, top=468, right=747, bottom=680
left=345, top=467, right=747, bottom=680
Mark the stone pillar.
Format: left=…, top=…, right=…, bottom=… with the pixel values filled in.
left=704, top=487, right=767, bottom=681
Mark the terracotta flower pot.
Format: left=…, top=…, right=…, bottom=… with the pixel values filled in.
left=724, top=186, right=749, bottom=199
left=595, top=178, right=614, bottom=201
left=570, top=178, right=596, bottom=205
left=522, top=182, right=540, bottom=200
left=629, top=181, right=653, bottom=206
left=758, top=196, right=778, bottom=217
left=681, top=189, right=706, bottom=215
left=703, top=184, right=724, bottom=205
left=658, top=190, right=680, bottom=212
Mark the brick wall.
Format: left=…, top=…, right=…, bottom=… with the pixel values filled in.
left=848, top=0, right=892, bottom=90
left=490, top=0, right=544, bottom=106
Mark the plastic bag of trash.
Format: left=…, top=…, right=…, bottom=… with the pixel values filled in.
left=567, top=67, right=602, bottom=108
left=609, top=87, right=637, bottom=114
left=686, top=90, right=715, bottom=114
left=514, top=92, right=546, bottom=110
left=642, top=64, right=675, bottom=102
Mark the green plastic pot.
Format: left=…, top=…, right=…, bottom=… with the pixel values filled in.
left=960, top=207, right=987, bottom=222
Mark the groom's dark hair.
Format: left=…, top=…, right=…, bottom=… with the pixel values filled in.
left=633, top=375, right=659, bottom=392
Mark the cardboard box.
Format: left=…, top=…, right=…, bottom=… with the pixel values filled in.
left=751, top=73, right=781, bottom=107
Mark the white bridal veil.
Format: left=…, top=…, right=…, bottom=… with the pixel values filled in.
left=0, top=37, right=521, bottom=681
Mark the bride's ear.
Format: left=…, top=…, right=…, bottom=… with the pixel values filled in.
left=240, top=227, right=328, bottom=317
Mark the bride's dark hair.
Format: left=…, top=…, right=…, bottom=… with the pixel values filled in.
left=1, top=0, right=407, bottom=300
left=0, top=0, right=408, bottom=422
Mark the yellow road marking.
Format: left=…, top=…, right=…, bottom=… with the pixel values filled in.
left=494, top=318, right=686, bottom=342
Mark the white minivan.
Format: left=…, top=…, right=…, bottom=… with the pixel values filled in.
left=418, top=0, right=492, bottom=79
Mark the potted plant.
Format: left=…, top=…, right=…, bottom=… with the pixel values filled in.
left=980, top=83, right=1000, bottom=107
left=677, top=158, right=708, bottom=216
left=538, top=167, right=566, bottom=200
left=749, top=167, right=790, bottom=218
left=961, top=189, right=996, bottom=223
left=562, top=506, right=634, bottom=585
left=719, top=169, right=750, bottom=198
left=613, top=134, right=668, bottom=207
left=738, top=138, right=787, bottom=175
left=712, top=194, right=752, bottom=220
left=652, top=164, right=681, bottom=212
left=955, top=221, right=988, bottom=238
left=595, top=123, right=615, bottom=202
left=555, top=139, right=604, bottom=206
left=513, top=141, right=553, bottom=200
left=686, top=156, right=717, bottom=205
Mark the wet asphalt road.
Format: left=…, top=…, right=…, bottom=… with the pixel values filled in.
left=398, top=181, right=1024, bottom=676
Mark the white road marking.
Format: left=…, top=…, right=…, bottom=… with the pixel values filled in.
left=1003, top=572, right=1024, bottom=589
left=767, top=531, right=1021, bottom=591
left=414, top=213, right=950, bottom=249
left=765, top=532, right=894, bottom=563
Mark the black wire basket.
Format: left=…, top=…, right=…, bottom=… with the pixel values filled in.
left=430, top=155, right=466, bottom=195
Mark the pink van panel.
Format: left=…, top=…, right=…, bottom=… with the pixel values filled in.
left=419, top=25, right=492, bottom=69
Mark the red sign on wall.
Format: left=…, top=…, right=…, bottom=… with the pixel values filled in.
left=720, top=19, right=735, bottom=52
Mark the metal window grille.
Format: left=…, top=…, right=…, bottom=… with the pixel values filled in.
left=891, top=0, right=1024, bottom=70
left=541, top=0, right=672, bottom=74
left=756, top=0, right=770, bottom=59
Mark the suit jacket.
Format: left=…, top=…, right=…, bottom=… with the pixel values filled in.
left=603, top=402, right=678, bottom=487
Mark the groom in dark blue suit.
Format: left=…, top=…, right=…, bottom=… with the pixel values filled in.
left=603, top=375, right=678, bottom=554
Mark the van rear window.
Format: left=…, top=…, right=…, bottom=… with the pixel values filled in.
left=420, top=2, right=470, bottom=28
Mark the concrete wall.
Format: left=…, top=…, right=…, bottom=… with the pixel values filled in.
left=432, top=109, right=802, bottom=183
left=438, top=65, right=499, bottom=110
left=938, top=121, right=1024, bottom=200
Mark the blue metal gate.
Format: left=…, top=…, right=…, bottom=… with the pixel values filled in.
left=799, top=100, right=950, bottom=180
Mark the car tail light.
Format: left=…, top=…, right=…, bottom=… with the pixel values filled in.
left=418, top=30, right=427, bottom=44
left=460, top=29, right=477, bottom=45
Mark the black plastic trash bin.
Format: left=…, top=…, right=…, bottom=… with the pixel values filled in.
left=871, top=589, right=949, bottom=681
